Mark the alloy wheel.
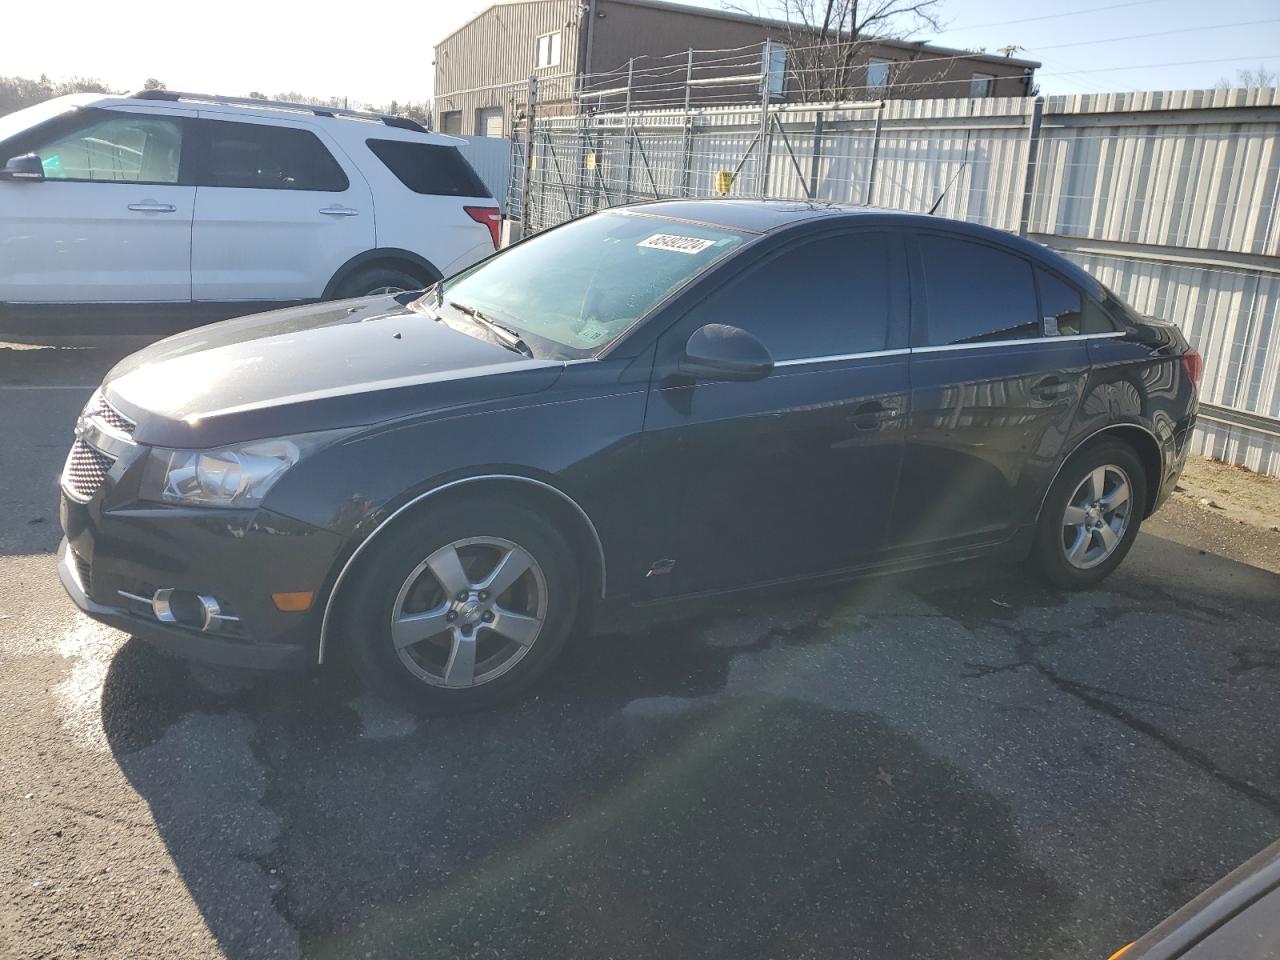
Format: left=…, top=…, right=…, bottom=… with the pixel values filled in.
left=365, top=285, right=407, bottom=296
left=390, top=537, right=548, bottom=687
left=1061, top=464, right=1133, bottom=570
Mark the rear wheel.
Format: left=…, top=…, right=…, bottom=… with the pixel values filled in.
left=1033, top=439, right=1147, bottom=589
left=334, top=265, right=427, bottom=299
left=343, top=499, right=580, bottom=713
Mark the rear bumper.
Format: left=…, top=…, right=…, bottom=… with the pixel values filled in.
left=58, top=539, right=312, bottom=670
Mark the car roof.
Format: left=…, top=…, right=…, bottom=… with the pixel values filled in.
left=49, top=92, right=453, bottom=145
left=620, top=199, right=1103, bottom=294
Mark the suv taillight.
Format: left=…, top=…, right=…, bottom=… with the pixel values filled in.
left=464, top=206, right=502, bottom=249
left=1182, top=348, right=1203, bottom=386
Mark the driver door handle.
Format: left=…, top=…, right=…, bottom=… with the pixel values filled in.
left=127, top=201, right=176, bottom=213
left=319, top=205, right=360, bottom=217
left=850, top=401, right=899, bottom=430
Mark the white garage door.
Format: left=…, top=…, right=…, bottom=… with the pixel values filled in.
left=477, top=108, right=504, bottom=138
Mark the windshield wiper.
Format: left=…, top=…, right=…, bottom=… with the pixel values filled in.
left=447, top=301, right=534, bottom=358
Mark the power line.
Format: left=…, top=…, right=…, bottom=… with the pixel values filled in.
left=1038, top=53, right=1280, bottom=77
left=1030, top=17, right=1280, bottom=53
left=937, top=0, right=1169, bottom=33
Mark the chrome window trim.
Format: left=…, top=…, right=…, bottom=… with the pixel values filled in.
left=774, top=348, right=910, bottom=367
left=912, top=331, right=1125, bottom=354
left=764, top=333, right=1125, bottom=368
left=317, top=474, right=607, bottom=665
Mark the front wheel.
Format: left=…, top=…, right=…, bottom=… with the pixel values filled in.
left=343, top=499, right=580, bottom=713
left=1032, top=439, right=1148, bottom=589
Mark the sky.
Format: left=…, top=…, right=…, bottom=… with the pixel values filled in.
left=5, top=0, right=1279, bottom=106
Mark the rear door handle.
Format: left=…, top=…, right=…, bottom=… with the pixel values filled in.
left=319, top=206, right=359, bottom=217
left=127, top=201, right=176, bottom=213
left=1031, top=376, right=1072, bottom=401
left=851, top=401, right=899, bottom=430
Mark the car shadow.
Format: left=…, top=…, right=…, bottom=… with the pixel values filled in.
left=100, top=567, right=1075, bottom=960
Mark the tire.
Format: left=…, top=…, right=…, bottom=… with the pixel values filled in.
left=333, top=265, right=427, bottom=299
left=342, top=498, right=580, bottom=714
left=1033, top=438, right=1148, bottom=590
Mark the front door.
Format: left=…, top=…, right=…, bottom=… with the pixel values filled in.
left=894, top=231, right=1089, bottom=554
left=0, top=107, right=192, bottom=303
left=189, top=114, right=373, bottom=303
left=641, top=229, right=910, bottom=597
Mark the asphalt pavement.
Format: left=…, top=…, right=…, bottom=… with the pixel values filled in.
left=1, top=339, right=1278, bottom=960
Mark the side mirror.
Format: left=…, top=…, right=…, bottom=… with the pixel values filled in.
left=0, top=154, right=45, bottom=182
left=679, top=323, right=774, bottom=382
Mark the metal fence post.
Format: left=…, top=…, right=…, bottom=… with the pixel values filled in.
left=623, top=58, right=635, bottom=203
left=520, top=75, right=538, bottom=232
left=757, top=40, right=772, bottom=198
left=807, top=110, right=824, bottom=199
left=864, top=101, right=884, bottom=207
left=1017, top=96, right=1045, bottom=237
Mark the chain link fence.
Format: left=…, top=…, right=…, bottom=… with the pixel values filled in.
left=506, top=84, right=1280, bottom=476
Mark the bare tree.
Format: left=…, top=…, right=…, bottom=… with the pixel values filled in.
left=728, top=0, right=943, bottom=101
left=142, top=78, right=166, bottom=90
left=1214, top=65, right=1279, bottom=89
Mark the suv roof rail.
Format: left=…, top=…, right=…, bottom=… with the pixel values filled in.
left=129, top=89, right=429, bottom=133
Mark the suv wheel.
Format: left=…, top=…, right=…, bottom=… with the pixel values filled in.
left=1033, top=439, right=1148, bottom=589
left=343, top=499, right=580, bottom=713
left=335, top=265, right=426, bottom=299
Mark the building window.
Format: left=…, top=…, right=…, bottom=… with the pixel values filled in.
left=867, top=58, right=894, bottom=96
left=536, top=31, right=561, bottom=69
left=970, top=73, right=996, bottom=97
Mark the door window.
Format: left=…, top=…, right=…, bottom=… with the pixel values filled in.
left=1035, top=266, right=1120, bottom=335
left=917, top=234, right=1039, bottom=345
left=683, top=233, right=893, bottom=361
left=197, top=120, right=348, bottom=191
left=34, top=113, right=182, bottom=183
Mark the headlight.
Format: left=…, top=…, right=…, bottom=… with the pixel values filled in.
left=140, top=430, right=351, bottom=508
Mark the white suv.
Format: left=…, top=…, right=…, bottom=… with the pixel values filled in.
left=0, top=91, right=502, bottom=333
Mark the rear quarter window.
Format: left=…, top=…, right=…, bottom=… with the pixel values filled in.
left=366, top=138, right=489, bottom=197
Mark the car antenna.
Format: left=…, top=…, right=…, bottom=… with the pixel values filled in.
left=928, top=161, right=969, bottom=215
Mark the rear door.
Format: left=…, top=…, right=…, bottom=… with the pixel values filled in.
left=0, top=106, right=192, bottom=303
left=641, top=228, right=911, bottom=596
left=894, top=231, right=1090, bottom=554
left=189, top=115, right=373, bottom=302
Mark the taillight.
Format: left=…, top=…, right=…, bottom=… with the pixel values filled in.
left=464, top=206, right=502, bottom=250
left=1182, top=348, right=1203, bottom=386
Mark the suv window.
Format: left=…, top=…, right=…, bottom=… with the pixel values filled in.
left=33, top=113, right=182, bottom=183
left=366, top=139, right=488, bottom=197
left=198, top=120, right=348, bottom=191
left=918, top=234, right=1039, bottom=345
left=684, top=233, right=892, bottom=361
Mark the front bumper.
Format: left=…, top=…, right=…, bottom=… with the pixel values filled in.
left=58, top=490, right=349, bottom=670
left=58, top=539, right=310, bottom=669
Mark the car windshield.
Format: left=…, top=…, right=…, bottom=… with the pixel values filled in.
left=0, top=98, right=78, bottom=148
left=420, top=211, right=751, bottom=360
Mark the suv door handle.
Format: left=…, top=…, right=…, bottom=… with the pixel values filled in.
left=319, top=206, right=359, bottom=217
left=127, top=201, right=176, bottom=213
left=1031, top=376, right=1072, bottom=401
left=850, top=401, right=899, bottom=430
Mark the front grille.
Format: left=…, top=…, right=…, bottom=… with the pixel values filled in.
left=87, top=395, right=135, bottom=437
left=63, top=439, right=114, bottom=501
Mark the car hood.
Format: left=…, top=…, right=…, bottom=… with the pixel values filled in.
left=103, top=296, right=563, bottom=448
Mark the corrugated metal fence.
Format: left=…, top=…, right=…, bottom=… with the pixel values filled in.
left=450, top=134, right=513, bottom=212
left=509, top=87, right=1280, bottom=477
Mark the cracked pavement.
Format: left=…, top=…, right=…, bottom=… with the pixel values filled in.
left=1, top=341, right=1278, bottom=959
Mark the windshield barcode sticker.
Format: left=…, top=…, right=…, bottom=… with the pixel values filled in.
left=638, top=234, right=716, bottom=254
